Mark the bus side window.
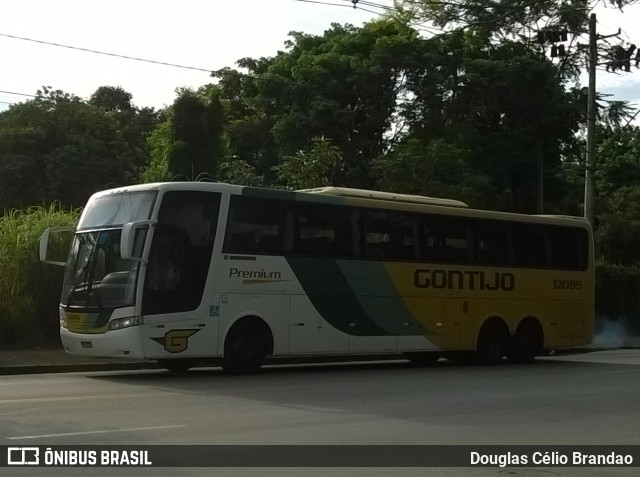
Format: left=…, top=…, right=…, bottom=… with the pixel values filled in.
left=423, top=217, right=470, bottom=263
left=258, top=235, right=284, bottom=252
left=146, top=223, right=190, bottom=291
left=548, top=227, right=588, bottom=270
left=475, top=221, right=511, bottom=266
left=294, top=204, right=357, bottom=257
left=512, top=223, right=548, bottom=268
left=230, top=232, right=258, bottom=251
left=363, top=210, right=418, bottom=260
left=143, top=191, right=220, bottom=316
left=224, top=196, right=287, bottom=254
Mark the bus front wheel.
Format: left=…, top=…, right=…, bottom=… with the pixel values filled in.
left=158, top=359, right=194, bottom=373
left=475, top=320, right=509, bottom=365
left=405, top=352, right=440, bottom=366
left=222, top=320, right=270, bottom=374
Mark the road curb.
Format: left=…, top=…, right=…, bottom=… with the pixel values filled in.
left=0, top=361, right=159, bottom=376
left=2, top=346, right=639, bottom=375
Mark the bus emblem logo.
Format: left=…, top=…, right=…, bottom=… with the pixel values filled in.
left=152, top=329, right=201, bottom=353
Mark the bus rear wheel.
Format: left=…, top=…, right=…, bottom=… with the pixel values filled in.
left=222, top=320, right=269, bottom=374
left=475, top=320, right=509, bottom=365
left=508, top=320, right=543, bottom=364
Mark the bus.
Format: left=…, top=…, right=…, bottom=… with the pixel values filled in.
left=40, top=182, right=594, bottom=373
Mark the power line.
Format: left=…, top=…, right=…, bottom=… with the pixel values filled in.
left=0, top=89, right=38, bottom=98
left=300, top=0, right=447, bottom=35
left=0, top=32, right=212, bottom=73
left=296, top=0, right=384, bottom=15
left=296, top=0, right=355, bottom=9
left=340, top=0, right=396, bottom=13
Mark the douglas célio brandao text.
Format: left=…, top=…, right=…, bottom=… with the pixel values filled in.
left=470, top=451, right=634, bottom=467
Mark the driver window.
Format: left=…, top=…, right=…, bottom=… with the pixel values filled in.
left=142, top=191, right=221, bottom=315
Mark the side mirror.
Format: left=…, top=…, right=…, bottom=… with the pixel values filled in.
left=39, top=226, right=75, bottom=266
left=120, top=220, right=156, bottom=262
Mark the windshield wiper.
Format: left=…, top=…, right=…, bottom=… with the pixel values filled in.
left=84, top=244, right=104, bottom=309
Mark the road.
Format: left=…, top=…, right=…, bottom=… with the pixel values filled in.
left=2, top=350, right=640, bottom=476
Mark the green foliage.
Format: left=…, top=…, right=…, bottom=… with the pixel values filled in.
left=218, top=159, right=264, bottom=186
left=0, top=86, right=157, bottom=208
left=372, top=138, right=504, bottom=209
left=89, top=86, right=133, bottom=112
left=143, top=120, right=172, bottom=182
left=594, top=126, right=640, bottom=264
left=400, top=32, right=584, bottom=212
left=214, top=19, right=420, bottom=186
left=143, top=87, right=225, bottom=182
left=272, top=137, right=343, bottom=189
left=396, top=1, right=631, bottom=50
left=596, top=263, right=640, bottom=334
left=0, top=205, right=78, bottom=346
left=0, top=154, right=43, bottom=209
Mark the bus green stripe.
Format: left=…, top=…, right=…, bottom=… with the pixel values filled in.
left=286, top=257, right=392, bottom=336
left=286, top=257, right=428, bottom=336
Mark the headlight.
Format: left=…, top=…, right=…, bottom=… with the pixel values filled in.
left=108, top=316, right=143, bottom=331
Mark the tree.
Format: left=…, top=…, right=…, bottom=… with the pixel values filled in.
left=272, top=137, right=343, bottom=189
left=213, top=66, right=280, bottom=179
left=144, top=87, right=225, bottom=182
left=372, top=137, right=502, bottom=208
left=0, top=154, right=42, bottom=209
left=0, top=86, right=157, bottom=207
left=89, top=86, right=133, bottom=112
left=214, top=20, right=421, bottom=186
left=594, top=125, right=640, bottom=263
left=393, top=0, right=638, bottom=212
left=89, top=86, right=158, bottom=182
left=394, top=29, right=585, bottom=212
left=217, top=158, right=264, bottom=186
left=396, top=1, right=633, bottom=42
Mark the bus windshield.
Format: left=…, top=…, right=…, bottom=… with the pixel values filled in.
left=78, top=191, right=156, bottom=230
left=61, top=229, right=142, bottom=310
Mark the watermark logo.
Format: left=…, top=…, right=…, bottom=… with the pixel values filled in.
left=8, top=447, right=39, bottom=466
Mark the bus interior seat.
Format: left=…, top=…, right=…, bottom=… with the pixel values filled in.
left=257, top=235, right=283, bottom=252
left=231, top=232, right=258, bottom=251
left=297, top=237, right=331, bottom=254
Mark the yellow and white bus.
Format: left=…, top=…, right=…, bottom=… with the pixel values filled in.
left=40, top=182, right=594, bottom=373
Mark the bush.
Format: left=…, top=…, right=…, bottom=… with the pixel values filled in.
left=595, top=263, right=640, bottom=335
left=0, top=205, right=78, bottom=347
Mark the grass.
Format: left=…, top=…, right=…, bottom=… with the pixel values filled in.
left=0, top=204, right=78, bottom=346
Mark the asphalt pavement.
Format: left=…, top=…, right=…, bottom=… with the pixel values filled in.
left=0, top=345, right=155, bottom=375
left=2, top=333, right=640, bottom=375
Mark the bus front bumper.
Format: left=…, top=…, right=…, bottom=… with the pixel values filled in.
left=60, top=326, right=145, bottom=359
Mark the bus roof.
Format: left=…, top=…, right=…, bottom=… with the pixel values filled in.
left=298, top=187, right=468, bottom=208
left=88, top=182, right=589, bottom=230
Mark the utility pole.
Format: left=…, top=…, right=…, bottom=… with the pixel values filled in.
left=584, top=13, right=597, bottom=229
left=583, top=14, right=620, bottom=229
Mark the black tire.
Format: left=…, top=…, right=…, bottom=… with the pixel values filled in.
left=508, top=320, right=543, bottom=364
left=158, top=359, right=193, bottom=373
left=222, top=321, right=269, bottom=374
left=405, top=352, right=440, bottom=366
left=475, top=320, right=509, bottom=365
